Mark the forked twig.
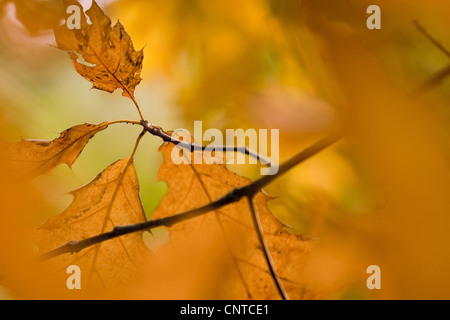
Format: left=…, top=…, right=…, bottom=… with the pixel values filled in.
left=38, top=132, right=340, bottom=259
left=37, top=129, right=340, bottom=299
left=106, top=119, right=275, bottom=167
left=16, top=0, right=341, bottom=300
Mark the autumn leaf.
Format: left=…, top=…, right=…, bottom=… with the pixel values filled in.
left=0, top=123, right=108, bottom=180
left=54, top=0, right=144, bottom=99
left=34, top=158, right=149, bottom=296
left=145, top=135, right=314, bottom=300
left=12, top=0, right=63, bottom=35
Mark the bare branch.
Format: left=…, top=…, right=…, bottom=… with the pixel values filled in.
left=413, top=21, right=450, bottom=94
left=139, top=120, right=273, bottom=167
left=413, top=20, right=450, bottom=58
left=38, top=132, right=340, bottom=261
left=105, top=119, right=274, bottom=167
left=414, top=65, right=450, bottom=94
left=38, top=184, right=242, bottom=260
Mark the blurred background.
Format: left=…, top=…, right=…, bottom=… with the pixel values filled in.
left=1, top=0, right=450, bottom=299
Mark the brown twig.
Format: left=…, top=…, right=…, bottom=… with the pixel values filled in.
left=413, top=20, right=450, bottom=58
left=38, top=118, right=339, bottom=300
left=139, top=120, right=274, bottom=167
left=413, top=20, right=450, bottom=93
left=105, top=119, right=274, bottom=166
left=38, top=132, right=340, bottom=261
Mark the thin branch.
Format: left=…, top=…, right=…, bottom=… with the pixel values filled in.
left=413, top=20, right=450, bottom=58
left=139, top=120, right=273, bottom=167
left=38, top=131, right=340, bottom=261
left=413, top=21, right=450, bottom=94
left=38, top=184, right=240, bottom=260
left=414, top=65, right=450, bottom=94
left=99, top=119, right=274, bottom=166
left=246, top=132, right=341, bottom=192
left=247, top=196, right=290, bottom=300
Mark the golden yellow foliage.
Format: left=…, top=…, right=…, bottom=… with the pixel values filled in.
left=0, top=123, right=108, bottom=180
left=1, top=0, right=450, bottom=300
left=143, top=138, right=313, bottom=299
left=55, top=1, right=143, bottom=99
left=35, top=158, right=149, bottom=298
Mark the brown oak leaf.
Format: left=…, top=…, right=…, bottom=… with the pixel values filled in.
left=55, top=0, right=143, bottom=98
left=144, top=135, right=315, bottom=299
left=34, top=158, right=149, bottom=297
left=0, top=123, right=108, bottom=180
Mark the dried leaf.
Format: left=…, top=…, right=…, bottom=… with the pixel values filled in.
left=0, top=123, right=108, bottom=179
left=12, top=0, right=63, bottom=35
left=55, top=1, right=143, bottom=98
left=147, top=136, right=314, bottom=299
left=34, top=159, right=149, bottom=296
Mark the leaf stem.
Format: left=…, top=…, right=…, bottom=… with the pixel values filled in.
left=86, top=129, right=146, bottom=287
left=104, top=120, right=142, bottom=126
